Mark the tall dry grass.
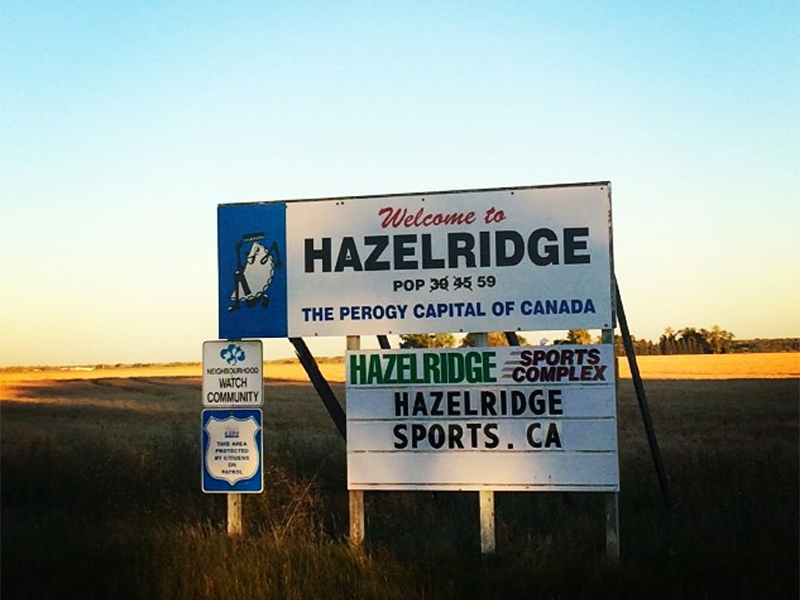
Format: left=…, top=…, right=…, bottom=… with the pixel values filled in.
left=1, top=371, right=797, bottom=599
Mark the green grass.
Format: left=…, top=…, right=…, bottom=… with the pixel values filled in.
left=1, top=376, right=797, bottom=599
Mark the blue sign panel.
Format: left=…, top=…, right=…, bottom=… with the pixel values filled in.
left=218, top=202, right=288, bottom=339
left=202, top=409, right=263, bottom=493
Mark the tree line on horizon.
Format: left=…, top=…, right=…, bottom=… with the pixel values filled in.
left=398, top=327, right=799, bottom=355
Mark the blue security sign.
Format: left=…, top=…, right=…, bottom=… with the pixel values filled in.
left=202, top=409, right=263, bottom=493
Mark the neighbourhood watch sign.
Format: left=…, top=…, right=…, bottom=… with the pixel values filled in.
left=217, top=183, right=614, bottom=339
left=201, top=340, right=264, bottom=493
left=202, top=340, right=263, bottom=407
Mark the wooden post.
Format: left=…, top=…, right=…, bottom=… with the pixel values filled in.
left=227, top=493, right=243, bottom=536
left=602, top=327, right=620, bottom=561
left=347, top=335, right=365, bottom=550
left=472, top=332, right=495, bottom=556
left=479, top=489, right=496, bottom=555
left=349, top=487, right=365, bottom=551
left=605, top=492, right=620, bottom=561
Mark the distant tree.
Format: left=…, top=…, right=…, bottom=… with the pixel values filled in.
left=555, top=329, right=592, bottom=345
left=702, top=325, right=735, bottom=354
left=566, top=329, right=592, bottom=344
left=460, top=332, right=528, bottom=347
left=399, top=333, right=456, bottom=349
left=622, top=324, right=738, bottom=356
left=678, top=327, right=711, bottom=354
left=633, top=337, right=659, bottom=355
left=732, top=338, right=799, bottom=353
left=659, top=328, right=678, bottom=355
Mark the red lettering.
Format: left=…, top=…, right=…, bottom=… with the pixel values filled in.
left=378, top=206, right=476, bottom=229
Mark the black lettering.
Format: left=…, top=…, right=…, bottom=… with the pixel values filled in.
left=549, top=389, right=563, bottom=415
left=428, top=424, right=445, bottom=449
left=484, top=423, right=499, bottom=449
left=463, top=390, right=478, bottom=416
left=530, top=389, right=545, bottom=415
left=587, top=348, right=601, bottom=365
left=511, top=390, right=527, bottom=415
left=334, top=236, right=362, bottom=271
left=480, top=390, right=497, bottom=416
left=393, top=234, right=418, bottom=270
left=520, top=349, right=533, bottom=366
left=430, top=391, right=444, bottom=416
left=528, top=228, right=559, bottom=266
left=593, top=365, right=607, bottom=381
left=421, top=234, right=445, bottom=269
left=495, top=230, right=525, bottom=266
left=447, top=232, right=476, bottom=268
left=545, top=422, right=562, bottom=448
left=412, top=391, right=428, bottom=416
left=479, top=231, right=491, bottom=267
left=448, top=424, right=464, bottom=449
left=363, top=235, right=390, bottom=271
left=304, top=237, right=331, bottom=272
left=564, top=227, right=590, bottom=264
left=446, top=390, right=461, bottom=415
left=527, top=422, right=542, bottom=448
left=393, top=424, right=408, bottom=449
left=411, top=424, right=427, bottom=447
left=466, top=423, right=482, bottom=448
left=394, top=391, right=408, bottom=417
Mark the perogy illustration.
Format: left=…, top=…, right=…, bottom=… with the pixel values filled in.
left=228, top=232, right=283, bottom=312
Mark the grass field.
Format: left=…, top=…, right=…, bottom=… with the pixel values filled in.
left=2, top=352, right=798, bottom=390
left=1, top=354, right=798, bottom=599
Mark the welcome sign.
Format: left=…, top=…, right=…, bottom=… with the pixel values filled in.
left=218, top=183, right=614, bottom=339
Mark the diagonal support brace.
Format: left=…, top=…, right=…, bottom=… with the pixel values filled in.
left=289, top=337, right=347, bottom=440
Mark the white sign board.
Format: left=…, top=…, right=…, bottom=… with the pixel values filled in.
left=218, top=182, right=614, bottom=339
left=346, top=345, right=619, bottom=491
left=203, top=340, right=263, bottom=407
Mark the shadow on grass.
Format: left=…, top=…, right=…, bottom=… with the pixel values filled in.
left=1, top=378, right=797, bottom=599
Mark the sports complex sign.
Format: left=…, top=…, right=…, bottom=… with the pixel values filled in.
left=217, top=183, right=613, bottom=339
left=346, top=345, right=618, bottom=491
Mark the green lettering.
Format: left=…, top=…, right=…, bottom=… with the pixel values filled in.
left=367, top=354, right=383, bottom=385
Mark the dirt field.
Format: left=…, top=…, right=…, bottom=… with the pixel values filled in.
left=616, top=351, right=799, bottom=380
left=1, top=352, right=797, bottom=398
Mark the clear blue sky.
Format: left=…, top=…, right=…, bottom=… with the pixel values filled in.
left=1, top=1, right=798, bottom=366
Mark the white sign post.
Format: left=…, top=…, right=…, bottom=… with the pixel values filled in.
left=202, top=340, right=264, bottom=407
left=346, top=345, right=618, bottom=492
left=201, top=340, right=265, bottom=536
